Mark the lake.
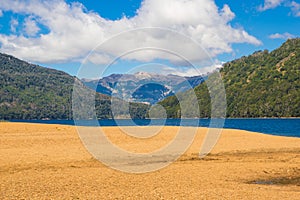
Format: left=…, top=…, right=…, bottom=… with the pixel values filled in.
left=10, top=118, right=300, bottom=138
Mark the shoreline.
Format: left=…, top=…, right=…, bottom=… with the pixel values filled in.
left=3, top=118, right=300, bottom=138
left=1, top=122, right=299, bottom=199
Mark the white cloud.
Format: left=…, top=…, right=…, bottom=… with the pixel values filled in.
left=167, top=64, right=223, bottom=77
left=269, top=32, right=295, bottom=39
left=0, top=10, right=3, bottom=17
left=0, top=0, right=261, bottom=64
left=258, top=0, right=284, bottom=11
left=10, top=18, right=19, bottom=33
left=290, top=1, right=300, bottom=16
left=258, top=0, right=300, bottom=17
left=24, top=16, right=40, bottom=36
left=153, top=59, right=224, bottom=77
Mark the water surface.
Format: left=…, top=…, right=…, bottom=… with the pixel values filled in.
left=10, top=118, right=300, bottom=137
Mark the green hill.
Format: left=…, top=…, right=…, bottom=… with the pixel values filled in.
left=159, top=38, right=300, bottom=118
left=1, top=38, right=299, bottom=119
left=0, top=53, right=148, bottom=120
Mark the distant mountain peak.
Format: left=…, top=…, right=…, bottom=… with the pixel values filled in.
left=82, top=72, right=205, bottom=104
left=133, top=71, right=158, bottom=78
left=0, top=52, right=149, bottom=120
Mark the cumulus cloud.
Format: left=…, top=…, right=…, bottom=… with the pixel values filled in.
left=258, top=0, right=284, bottom=11
left=163, top=64, right=223, bottom=77
left=144, top=60, right=223, bottom=77
left=290, top=1, right=300, bottom=16
left=269, top=32, right=295, bottom=39
left=0, top=10, right=3, bottom=17
left=24, top=16, right=41, bottom=37
left=258, top=0, right=300, bottom=17
left=0, top=0, right=261, bottom=64
left=10, top=18, right=19, bottom=33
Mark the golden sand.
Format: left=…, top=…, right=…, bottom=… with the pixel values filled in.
left=0, top=122, right=299, bottom=199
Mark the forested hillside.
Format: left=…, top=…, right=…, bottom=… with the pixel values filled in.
left=0, top=53, right=148, bottom=120
left=159, top=38, right=300, bottom=118
left=1, top=38, right=299, bottom=119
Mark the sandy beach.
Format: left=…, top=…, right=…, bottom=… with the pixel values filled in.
left=0, top=122, right=299, bottom=199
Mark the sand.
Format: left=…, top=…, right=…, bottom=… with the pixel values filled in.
left=0, top=122, right=299, bottom=199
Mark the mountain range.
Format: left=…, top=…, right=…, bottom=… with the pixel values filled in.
left=0, top=53, right=148, bottom=120
left=0, top=38, right=299, bottom=120
left=82, top=72, right=205, bottom=105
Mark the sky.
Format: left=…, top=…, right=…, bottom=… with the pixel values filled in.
left=0, top=0, right=299, bottom=78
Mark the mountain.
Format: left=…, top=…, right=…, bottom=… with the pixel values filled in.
left=2, top=38, right=299, bottom=120
left=159, top=38, right=300, bottom=118
left=82, top=72, right=205, bottom=104
left=0, top=53, right=148, bottom=120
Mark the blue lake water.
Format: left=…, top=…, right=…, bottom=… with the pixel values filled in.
left=10, top=118, right=300, bottom=138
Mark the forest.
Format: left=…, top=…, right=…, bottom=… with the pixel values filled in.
left=159, top=38, right=300, bottom=118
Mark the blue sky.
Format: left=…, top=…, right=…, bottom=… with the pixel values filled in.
left=0, top=0, right=299, bottom=78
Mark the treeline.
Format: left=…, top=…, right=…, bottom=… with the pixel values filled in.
left=159, top=38, right=300, bottom=118
left=0, top=53, right=149, bottom=120
left=1, top=38, right=299, bottom=120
